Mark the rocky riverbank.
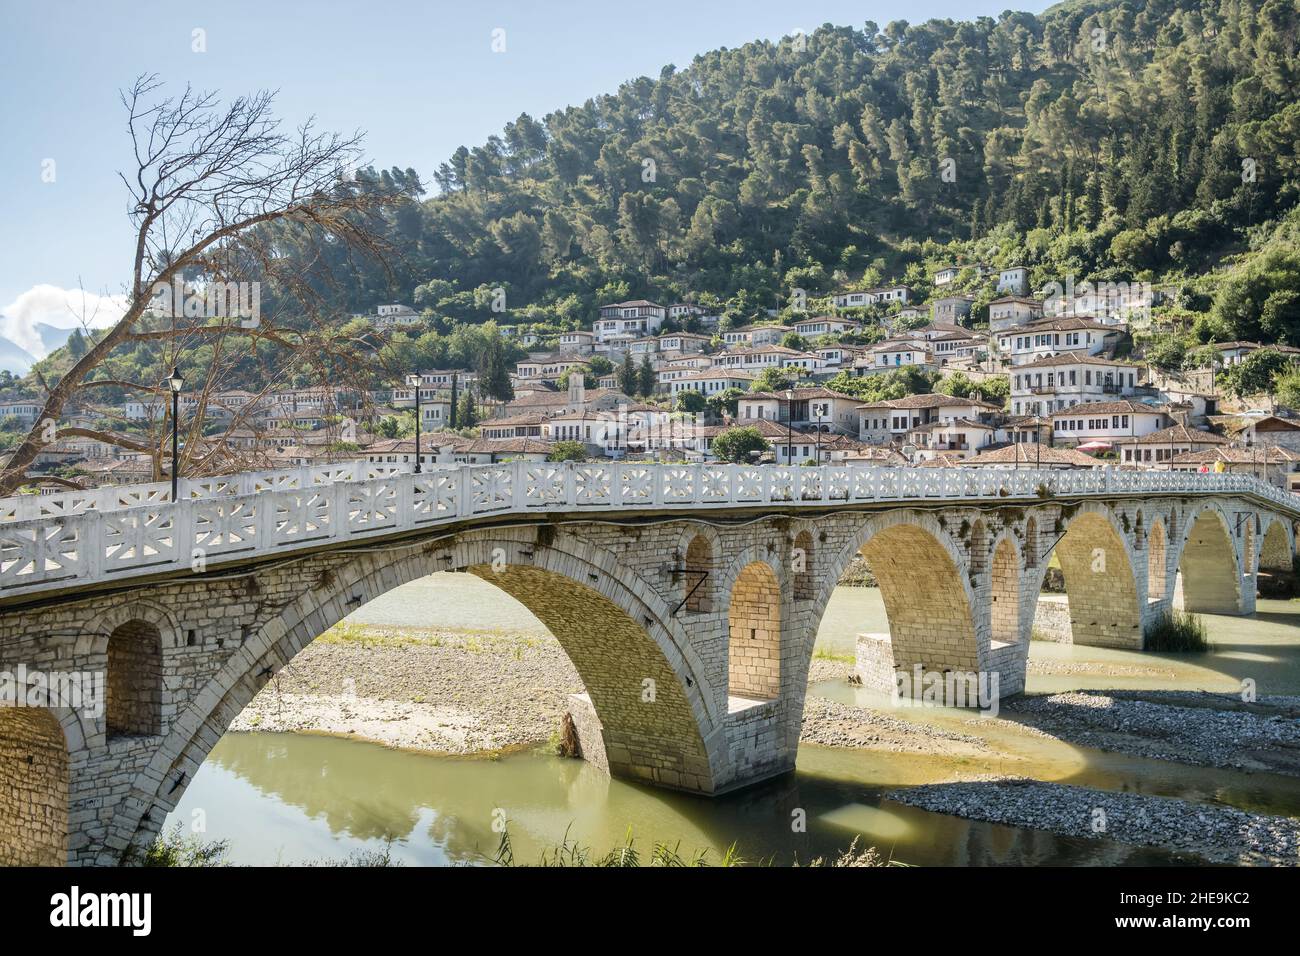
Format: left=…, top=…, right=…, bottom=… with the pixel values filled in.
left=887, top=778, right=1300, bottom=865
left=996, top=690, right=1300, bottom=776
left=230, top=624, right=583, bottom=754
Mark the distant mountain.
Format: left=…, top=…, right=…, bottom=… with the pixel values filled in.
left=34, top=322, right=73, bottom=356
left=0, top=335, right=36, bottom=374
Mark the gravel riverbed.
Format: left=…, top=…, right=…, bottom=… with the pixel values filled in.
left=998, top=690, right=1300, bottom=776
left=888, top=778, right=1300, bottom=865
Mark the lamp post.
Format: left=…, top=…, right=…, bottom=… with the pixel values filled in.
left=785, top=388, right=794, bottom=466
left=167, top=366, right=184, bottom=501
left=815, top=403, right=824, bottom=464
left=407, top=374, right=423, bottom=474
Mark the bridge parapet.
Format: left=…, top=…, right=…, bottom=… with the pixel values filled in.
left=1, top=461, right=1295, bottom=601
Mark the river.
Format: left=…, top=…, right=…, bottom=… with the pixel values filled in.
left=164, top=574, right=1300, bottom=865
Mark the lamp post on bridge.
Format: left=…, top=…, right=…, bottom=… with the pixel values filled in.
left=407, top=374, right=423, bottom=474
left=167, top=366, right=184, bottom=502
left=784, top=388, right=794, bottom=466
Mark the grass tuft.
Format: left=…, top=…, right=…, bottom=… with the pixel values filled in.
left=1144, top=608, right=1210, bottom=652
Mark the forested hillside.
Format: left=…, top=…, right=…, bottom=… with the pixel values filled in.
left=291, top=0, right=1300, bottom=340
left=23, top=0, right=1300, bottom=397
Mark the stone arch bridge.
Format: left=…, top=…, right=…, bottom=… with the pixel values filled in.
left=0, top=460, right=1295, bottom=865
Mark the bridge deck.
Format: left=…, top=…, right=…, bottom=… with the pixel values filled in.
left=1, top=460, right=1295, bottom=604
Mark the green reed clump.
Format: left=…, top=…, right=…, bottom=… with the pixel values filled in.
left=1144, top=608, right=1210, bottom=652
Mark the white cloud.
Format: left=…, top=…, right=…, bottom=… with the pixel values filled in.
left=0, top=285, right=128, bottom=359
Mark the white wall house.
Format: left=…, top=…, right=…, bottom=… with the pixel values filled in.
left=856, top=393, right=1001, bottom=444
left=791, top=316, right=861, bottom=338
left=988, top=296, right=1044, bottom=332
left=594, top=300, right=666, bottom=343
left=722, top=325, right=789, bottom=346
left=933, top=266, right=959, bottom=286
left=1050, top=401, right=1170, bottom=446
left=668, top=369, right=755, bottom=396
left=858, top=340, right=933, bottom=373
left=995, top=318, right=1118, bottom=366
left=558, top=331, right=594, bottom=353
left=995, top=267, right=1029, bottom=296
left=1009, top=354, right=1140, bottom=416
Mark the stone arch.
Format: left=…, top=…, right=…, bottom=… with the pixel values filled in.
left=1147, top=516, right=1169, bottom=603
left=792, top=529, right=815, bottom=601
left=0, top=708, right=68, bottom=865
left=989, top=535, right=1021, bottom=646
left=113, top=530, right=727, bottom=862
left=728, top=562, right=781, bottom=702
left=1259, top=516, right=1294, bottom=571
left=106, top=619, right=162, bottom=737
left=810, top=512, right=979, bottom=694
left=1040, top=504, right=1143, bottom=649
left=1174, top=505, right=1242, bottom=614
left=683, top=531, right=716, bottom=613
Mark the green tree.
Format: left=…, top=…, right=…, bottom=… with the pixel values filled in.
left=547, top=440, right=588, bottom=462
left=675, top=389, right=708, bottom=414
left=637, top=355, right=655, bottom=398
left=711, top=426, right=769, bottom=463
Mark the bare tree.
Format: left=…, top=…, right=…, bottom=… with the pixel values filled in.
left=0, top=75, right=405, bottom=495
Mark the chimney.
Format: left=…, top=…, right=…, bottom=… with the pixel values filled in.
left=568, top=372, right=585, bottom=408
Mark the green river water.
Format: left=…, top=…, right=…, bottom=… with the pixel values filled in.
left=164, top=575, right=1300, bottom=866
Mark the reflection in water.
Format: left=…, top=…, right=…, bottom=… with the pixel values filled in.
left=164, top=580, right=1300, bottom=866
left=173, top=732, right=1197, bottom=866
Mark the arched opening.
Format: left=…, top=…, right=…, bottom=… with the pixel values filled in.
left=1260, top=520, right=1293, bottom=571
left=792, top=530, right=814, bottom=601
left=1147, top=518, right=1168, bottom=602
left=125, top=539, right=726, bottom=862
left=683, top=534, right=714, bottom=613
left=859, top=522, right=979, bottom=678
left=107, top=620, right=162, bottom=737
left=1176, top=510, right=1241, bottom=614
left=1049, top=511, right=1142, bottom=648
left=473, top=562, right=714, bottom=786
left=0, top=709, right=68, bottom=865
left=990, top=538, right=1021, bottom=646
left=728, top=562, right=781, bottom=703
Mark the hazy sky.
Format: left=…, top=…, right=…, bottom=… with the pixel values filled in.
left=0, top=0, right=1052, bottom=344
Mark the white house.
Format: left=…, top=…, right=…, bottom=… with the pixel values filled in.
left=1009, top=354, right=1140, bottom=417
left=722, top=324, right=789, bottom=346
left=933, top=266, right=959, bottom=286
left=1050, top=401, right=1171, bottom=447
left=594, top=300, right=666, bottom=343
left=668, top=369, right=755, bottom=397
left=995, top=317, right=1119, bottom=366
left=856, top=393, right=1002, bottom=444
left=558, top=331, right=595, bottom=353
left=736, top=388, right=861, bottom=435
left=996, top=267, right=1030, bottom=296
left=988, top=296, right=1045, bottom=332
left=791, top=316, right=862, bottom=338
left=858, top=339, right=934, bottom=373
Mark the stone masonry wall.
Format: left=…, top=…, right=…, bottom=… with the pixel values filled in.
left=0, top=708, right=68, bottom=865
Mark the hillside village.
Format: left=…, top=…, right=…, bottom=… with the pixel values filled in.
left=6, top=260, right=1300, bottom=494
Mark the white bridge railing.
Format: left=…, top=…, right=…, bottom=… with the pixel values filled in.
left=1, top=460, right=1295, bottom=600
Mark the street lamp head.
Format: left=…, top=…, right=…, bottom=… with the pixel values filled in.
left=406, top=374, right=421, bottom=388
left=167, top=367, right=184, bottom=394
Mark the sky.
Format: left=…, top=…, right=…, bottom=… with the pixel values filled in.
left=0, top=0, right=1052, bottom=358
